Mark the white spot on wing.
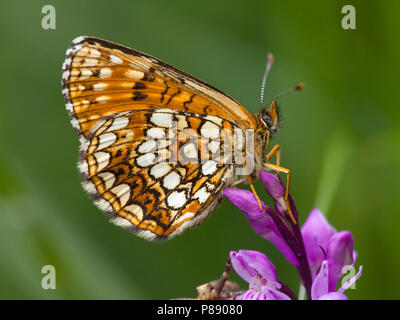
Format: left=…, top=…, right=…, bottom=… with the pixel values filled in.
left=111, top=184, right=131, bottom=207
left=147, top=128, right=165, bottom=139
left=183, top=143, right=197, bottom=159
left=110, top=54, right=123, bottom=64
left=90, top=49, right=101, bottom=57
left=99, top=68, right=112, bottom=78
left=205, top=115, right=223, bottom=126
left=83, top=57, right=98, bottom=66
left=124, top=204, right=144, bottom=221
left=176, top=115, right=188, bottom=130
left=96, top=95, right=109, bottom=103
left=150, top=113, right=173, bottom=128
left=93, top=82, right=108, bottom=91
left=107, top=117, right=129, bottom=131
left=201, top=121, right=220, bottom=139
left=137, top=153, right=156, bottom=167
left=98, top=172, right=116, bottom=190
left=163, top=171, right=180, bottom=190
left=126, top=70, right=144, bottom=80
left=138, top=140, right=156, bottom=153
left=193, top=187, right=210, bottom=204
left=97, top=132, right=117, bottom=150
left=94, top=151, right=110, bottom=171
left=208, top=140, right=220, bottom=154
left=150, top=162, right=171, bottom=178
left=202, top=160, right=218, bottom=175
left=167, top=191, right=187, bottom=209
left=80, top=68, right=93, bottom=80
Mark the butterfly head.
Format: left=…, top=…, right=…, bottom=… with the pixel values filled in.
left=258, top=100, right=281, bottom=136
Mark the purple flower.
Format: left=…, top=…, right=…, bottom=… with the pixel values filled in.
left=224, top=188, right=298, bottom=266
left=224, top=170, right=363, bottom=300
left=302, top=209, right=363, bottom=298
left=311, top=260, right=363, bottom=300
left=230, top=250, right=292, bottom=300
left=225, top=172, right=313, bottom=296
left=259, top=171, right=299, bottom=222
left=301, top=208, right=336, bottom=279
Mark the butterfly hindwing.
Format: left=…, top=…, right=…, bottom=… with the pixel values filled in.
left=79, top=109, right=236, bottom=240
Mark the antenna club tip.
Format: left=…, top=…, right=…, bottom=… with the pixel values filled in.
left=267, top=53, right=274, bottom=63
left=296, top=82, right=305, bottom=90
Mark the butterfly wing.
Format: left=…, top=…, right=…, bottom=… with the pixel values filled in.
left=62, top=36, right=254, bottom=240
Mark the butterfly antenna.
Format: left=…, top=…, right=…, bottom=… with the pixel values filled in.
left=260, top=53, right=274, bottom=108
left=264, top=82, right=304, bottom=108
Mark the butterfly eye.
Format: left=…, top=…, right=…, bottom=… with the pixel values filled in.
left=261, top=100, right=280, bottom=134
left=262, top=112, right=274, bottom=128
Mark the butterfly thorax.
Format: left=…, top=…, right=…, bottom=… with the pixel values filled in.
left=252, top=117, right=270, bottom=179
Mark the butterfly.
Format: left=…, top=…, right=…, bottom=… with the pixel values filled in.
left=61, top=36, right=301, bottom=241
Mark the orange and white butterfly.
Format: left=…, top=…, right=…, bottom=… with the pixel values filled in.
left=62, top=36, right=299, bottom=241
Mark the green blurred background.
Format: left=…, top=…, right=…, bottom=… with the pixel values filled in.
left=0, top=0, right=399, bottom=299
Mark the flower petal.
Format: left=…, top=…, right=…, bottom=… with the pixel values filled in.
left=262, top=287, right=292, bottom=300
left=327, top=231, right=354, bottom=291
left=301, top=209, right=336, bottom=279
left=230, top=251, right=257, bottom=284
left=224, top=188, right=267, bottom=219
left=259, top=171, right=285, bottom=198
left=235, top=289, right=267, bottom=300
left=252, top=216, right=299, bottom=267
left=224, top=188, right=299, bottom=266
left=237, top=250, right=279, bottom=284
left=338, top=265, right=363, bottom=294
left=311, top=260, right=329, bottom=300
left=274, top=195, right=299, bottom=221
left=318, top=292, right=348, bottom=300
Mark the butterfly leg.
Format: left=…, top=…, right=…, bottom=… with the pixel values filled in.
left=264, top=144, right=296, bottom=224
left=247, top=175, right=263, bottom=211
left=266, top=144, right=281, bottom=165
left=233, top=174, right=263, bottom=211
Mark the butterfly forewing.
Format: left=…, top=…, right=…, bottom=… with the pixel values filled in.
left=62, top=36, right=256, bottom=240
